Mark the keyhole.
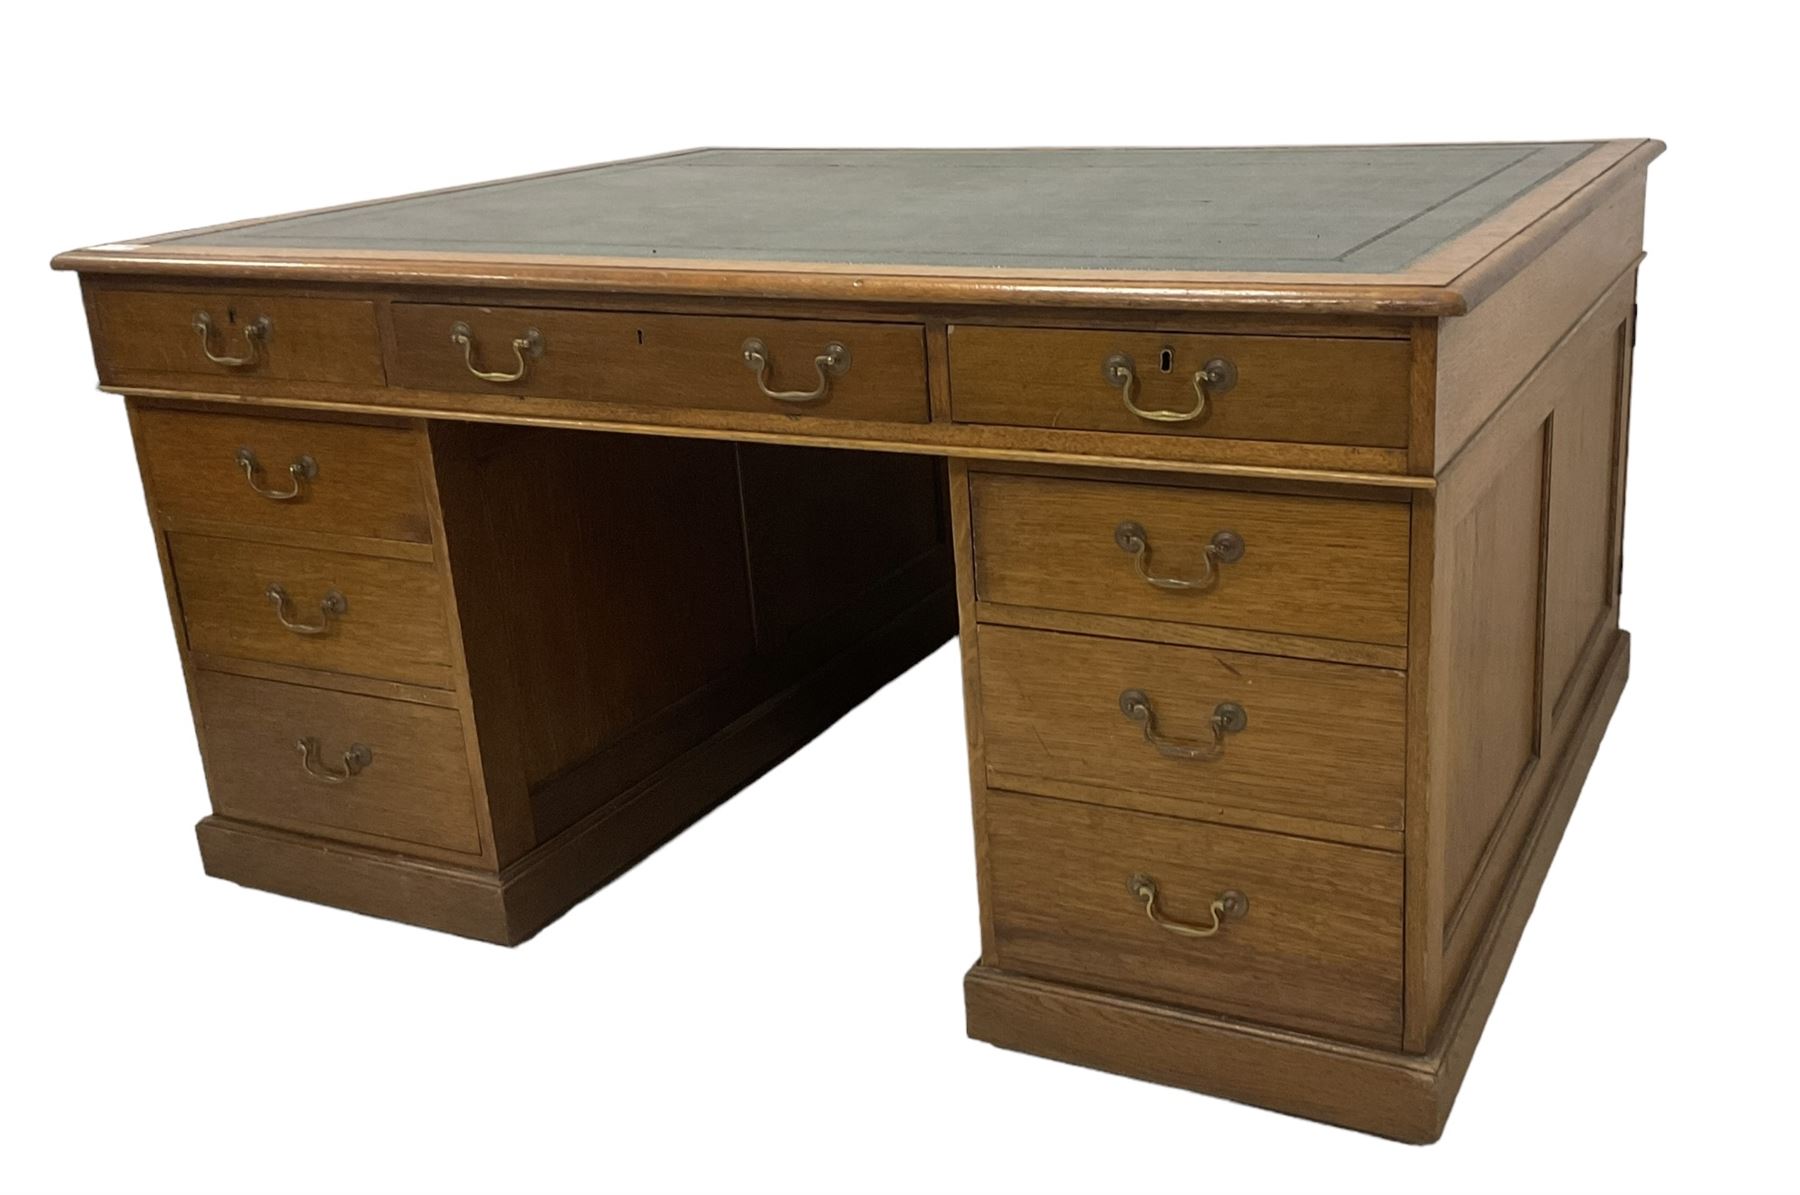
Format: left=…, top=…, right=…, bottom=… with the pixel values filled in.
left=226, top=306, right=239, bottom=326
left=1159, top=348, right=1173, bottom=373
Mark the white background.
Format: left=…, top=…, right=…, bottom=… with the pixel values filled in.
left=2, top=4, right=1794, bottom=1193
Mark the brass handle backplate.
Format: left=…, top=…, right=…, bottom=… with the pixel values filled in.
left=266, top=583, right=347, bottom=635
left=235, top=447, right=317, bottom=501
left=297, top=737, right=372, bottom=784
left=450, top=321, right=544, bottom=383
left=1128, top=874, right=1248, bottom=939
left=1103, top=352, right=1236, bottom=424
left=741, top=337, right=851, bottom=403
left=1119, top=690, right=1247, bottom=761
left=1114, top=521, right=1244, bottom=590
left=193, top=312, right=271, bottom=369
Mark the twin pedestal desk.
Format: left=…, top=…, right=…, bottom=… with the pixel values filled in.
left=53, top=142, right=1661, bottom=1141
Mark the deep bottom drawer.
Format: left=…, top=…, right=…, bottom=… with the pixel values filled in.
left=985, top=789, right=1403, bottom=1048
left=194, top=671, right=481, bottom=854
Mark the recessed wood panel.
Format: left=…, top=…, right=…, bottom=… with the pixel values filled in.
left=985, top=789, right=1404, bottom=1048
left=1441, top=432, right=1547, bottom=937
left=428, top=425, right=756, bottom=803
left=1544, top=323, right=1626, bottom=719
left=1419, top=275, right=1642, bottom=1035
left=735, top=444, right=944, bottom=649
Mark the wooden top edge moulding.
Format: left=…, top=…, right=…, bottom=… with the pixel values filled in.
left=52, top=140, right=1664, bottom=315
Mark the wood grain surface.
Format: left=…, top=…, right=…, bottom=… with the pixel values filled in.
left=168, top=532, right=453, bottom=689
left=978, top=626, right=1405, bottom=835
left=137, top=406, right=431, bottom=543
left=388, top=303, right=929, bottom=422
left=949, top=325, right=1410, bottom=446
left=971, top=471, right=1410, bottom=645
left=193, top=670, right=480, bottom=854
left=89, top=288, right=384, bottom=387
left=984, top=789, right=1404, bottom=1047
left=734, top=443, right=946, bottom=648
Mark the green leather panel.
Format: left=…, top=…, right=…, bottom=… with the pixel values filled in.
left=166, top=144, right=1600, bottom=274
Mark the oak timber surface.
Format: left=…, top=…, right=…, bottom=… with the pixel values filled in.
left=145, top=145, right=1598, bottom=273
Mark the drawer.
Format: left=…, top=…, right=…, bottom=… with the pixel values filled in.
left=387, top=304, right=929, bottom=423
left=137, top=408, right=431, bottom=543
left=985, top=789, right=1403, bottom=1048
left=194, top=670, right=480, bottom=854
left=977, top=626, right=1404, bottom=834
left=949, top=325, right=1410, bottom=445
left=89, top=289, right=384, bottom=388
left=971, top=472, right=1410, bottom=646
left=169, top=533, right=454, bottom=688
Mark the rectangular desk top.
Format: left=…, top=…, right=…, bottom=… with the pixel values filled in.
left=54, top=141, right=1661, bottom=315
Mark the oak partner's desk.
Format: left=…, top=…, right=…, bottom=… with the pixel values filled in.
left=53, top=142, right=1662, bottom=1141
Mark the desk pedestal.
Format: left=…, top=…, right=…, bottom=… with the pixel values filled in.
left=122, top=407, right=956, bottom=943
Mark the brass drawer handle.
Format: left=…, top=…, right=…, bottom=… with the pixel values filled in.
left=1119, top=690, right=1246, bottom=760
left=450, top=321, right=544, bottom=383
left=1128, top=874, right=1248, bottom=939
left=235, top=447, right=317, bottom=500
left=740, top=337, right=851, bottom=403
left=266, top=583, right=347, bottom=635
left=1103, top=353, right=1236, bottom=424
left=1114, top=521, right=1244, bottom=590
left=193, top=312, right=271, bottom=369
left=297, top=737, right=372, bottom=784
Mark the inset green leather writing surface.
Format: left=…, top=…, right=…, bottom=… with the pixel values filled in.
left=160, top=144, right=1599, bottom=273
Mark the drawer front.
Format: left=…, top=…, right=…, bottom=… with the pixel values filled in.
left=169, top=533, right=454, bottom=688
left=949, top=325, right=1411, bottom=446
left=387, top=304, right=929, bottom=423
left=978, top=626, right=1404, bottom=834
left=89, top=289, right=384, bottom=387
left=194, top=670, right=480, bottom=854
left=986, top=789, right=1403, bottom=1047
left=971, top=472, right=1410, bottom=646
left=138, top=408, right=431, bottom=543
